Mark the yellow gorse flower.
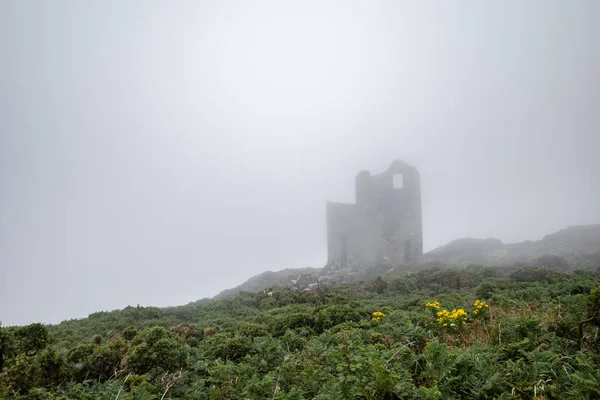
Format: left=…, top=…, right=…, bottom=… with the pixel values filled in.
left=372, top=311, right=385, bottom=322
left=473, top=299, right=489, bottom=309
left=437, top=308, right=467, bottom=326
left=425, top=301, right=441, bottom=309
left=472, top=299, right=489, bottom=316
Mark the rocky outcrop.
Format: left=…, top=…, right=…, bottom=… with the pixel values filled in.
left=214, top=266, right=366, bottom=299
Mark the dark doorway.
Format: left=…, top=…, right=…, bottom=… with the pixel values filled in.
left=340, top=235, right=348, bottom=268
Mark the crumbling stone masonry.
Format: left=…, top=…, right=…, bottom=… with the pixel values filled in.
left=326, top=160, right=423, bottom=269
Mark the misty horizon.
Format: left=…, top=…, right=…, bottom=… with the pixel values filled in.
left=2, top=1, right=599, bottom=326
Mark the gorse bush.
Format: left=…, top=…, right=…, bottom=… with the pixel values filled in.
left=1, top=266, right=599, bottom=399
left=371, top=312, right=385, bottom=322
left=436, top=308, right=467, bottom=327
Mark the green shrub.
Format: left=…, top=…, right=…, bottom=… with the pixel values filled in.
left=122, top=326, right=138, bottom=341
left=15, top=324, right=48, bottom=356
left=204, top=333, right=252, bottom=361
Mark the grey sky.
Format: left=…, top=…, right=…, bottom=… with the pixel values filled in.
left=1, top=1, right=599, bottom=326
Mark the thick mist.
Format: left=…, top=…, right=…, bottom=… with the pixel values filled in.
left=1, top=1, right=599, bottom=326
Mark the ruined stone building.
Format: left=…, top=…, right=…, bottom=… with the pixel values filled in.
left=326, top=160, right=423, bottom=269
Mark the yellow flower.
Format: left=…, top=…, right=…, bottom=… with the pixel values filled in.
left=425, top=301, right=441, bottom=310
left=473, top=300, right=489, bottom=309
left=437, top=307, right=468, bottom=327
left=372, top=311, right=385, bottom=322
left=472, top=300, right=489, bottom=319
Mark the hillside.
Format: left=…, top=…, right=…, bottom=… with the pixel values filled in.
left=2, top=265, right=599, bottom=398
left=218, top=224, right=600, bottom=298
left=426, top=224, right=600, bottom=266
left=215, top=267, right=319, bottom=299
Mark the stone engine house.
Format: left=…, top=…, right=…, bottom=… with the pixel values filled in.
left=326, top=160, right=423, bottom=269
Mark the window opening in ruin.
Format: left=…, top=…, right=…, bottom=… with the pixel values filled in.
left=393, top=174, right=404, bottom=189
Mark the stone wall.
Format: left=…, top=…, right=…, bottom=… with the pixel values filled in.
left=326, top=160, right=423, bottom=269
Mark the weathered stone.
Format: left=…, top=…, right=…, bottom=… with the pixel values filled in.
left=326, top=160, right=423, bottom=269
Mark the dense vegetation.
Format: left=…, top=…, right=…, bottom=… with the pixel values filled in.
left=1, top=265, right=600, bottom=399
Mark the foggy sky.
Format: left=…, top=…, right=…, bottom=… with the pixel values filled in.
left=1, top=1, right=599, bottom=326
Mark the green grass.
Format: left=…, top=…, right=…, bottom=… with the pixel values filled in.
left=1, top=266, right=599, bottom=399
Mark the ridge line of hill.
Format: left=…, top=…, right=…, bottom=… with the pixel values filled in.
left=216, top=224, right=600, bottom=298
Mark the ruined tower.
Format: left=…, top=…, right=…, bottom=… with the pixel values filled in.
left=326, top=160, right=423, bottom=269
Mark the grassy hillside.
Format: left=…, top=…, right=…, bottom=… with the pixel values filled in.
left=1, top=266, right=600, bottom=399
